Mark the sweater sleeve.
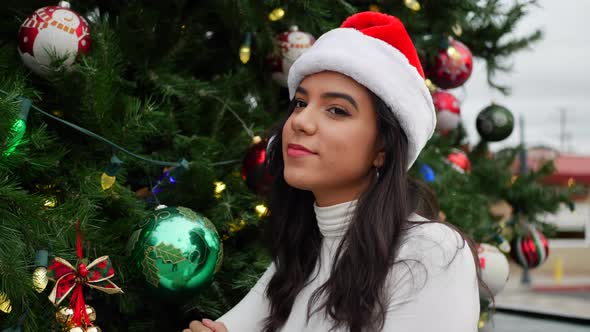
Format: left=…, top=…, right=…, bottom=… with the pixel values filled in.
left=216, top=263, right=275, bottom=332
left=382, top=222, right=480, bottom=332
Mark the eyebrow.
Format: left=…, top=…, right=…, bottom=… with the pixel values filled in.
left=296, top=86, right=359, bottom=110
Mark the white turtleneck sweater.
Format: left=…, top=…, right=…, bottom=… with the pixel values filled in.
left=218, top=200, right=479, bottom=331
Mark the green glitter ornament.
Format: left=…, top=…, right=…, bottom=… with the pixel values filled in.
left=129, top=205, right=223, bottom=296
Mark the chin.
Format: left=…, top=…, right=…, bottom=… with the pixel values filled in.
left=283, top=168, right=315, bottom=191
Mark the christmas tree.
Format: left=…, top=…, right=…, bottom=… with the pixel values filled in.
left=0, top=1, right=577, bottom=331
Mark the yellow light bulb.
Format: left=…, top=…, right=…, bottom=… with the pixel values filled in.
left=44, top=197, right=57, bottom=208
left=478, top=319, right=486, bottom=329
left=52, top=110, right=65, bottom=117
left=229, top=219, right=247, bottom=233
left=33, top=266, right=49, bottom=293
left=214, top=181, right=226, bottom=198
left=268, top=8, right=285, bottom=21
left=252, top=135, right=262, bottom=144
left=255, top=204, right=268, bottom=217
left=369, top=4, right=381, bottom=12
left=239, top=46, right=251, bottom=64
left=452, top=23, right=463, bottom=36
left=0, top=291, right=11, bottom=313
left=101, top=172, right=116, bottom=190
left=404, top=0, right=421, bottom=12
left=425, top=79, right=437, bottom=93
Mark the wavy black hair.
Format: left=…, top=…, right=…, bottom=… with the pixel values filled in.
left=262, top=91, right=490, bottom=332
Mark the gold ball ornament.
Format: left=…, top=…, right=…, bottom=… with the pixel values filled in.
left=64, top=326, right=101, bottom=332
left=66, top=327, right=84, bottom=332
left=56, top=305, right=97, bottom=325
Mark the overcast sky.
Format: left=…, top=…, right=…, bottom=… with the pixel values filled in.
left=457, top=0, right=590, bottom=155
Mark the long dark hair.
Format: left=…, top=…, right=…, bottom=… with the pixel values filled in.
left=263, top=91, right=490, bottom=332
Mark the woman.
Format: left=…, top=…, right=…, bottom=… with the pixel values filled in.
left=185, top=11, right=483, bottom=332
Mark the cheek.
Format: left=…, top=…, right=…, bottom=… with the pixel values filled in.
left=322, top=124, right=377, bottom=168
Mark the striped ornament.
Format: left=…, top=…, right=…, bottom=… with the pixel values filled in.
left=511, top=225, right=549, bottom=269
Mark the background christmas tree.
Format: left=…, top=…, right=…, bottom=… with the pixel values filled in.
left=0, top=0, right=578, bottom=331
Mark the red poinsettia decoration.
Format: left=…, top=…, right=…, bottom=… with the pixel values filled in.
left=47, top=220, right=123, bottom=327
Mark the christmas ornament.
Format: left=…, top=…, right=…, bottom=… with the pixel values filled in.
left=512, top=224, right=549, bottom=269
left=3, top=97, right=30, bottom=158
left=419, top=164, right=435, bottom=183
left=129, top=206, right=223, bottom=296
left=242, top=139, right=274, bottom=195
left=477, top=243, right=510, bottom=298
left=17, top=1, right=91, bottom=75
left=47, top=220, right=122, bottom=329
left=56, top=305, right=96, bottom=325
left=476, top=104, right=514, bottom=142
left=67, top=327, right=101, bottom=332
left=446, top=149, right=471, bottom=174
left=432, top=90, right=461, bottom=133
left=427, top=39, right=473, bottom=89
left=34, top=183, right=64, bottom=208
left=0, top=291, right=11, bottom=313
left=269, top=26, right=315, bottom=87
left=32, top=249, right=49, bottom=293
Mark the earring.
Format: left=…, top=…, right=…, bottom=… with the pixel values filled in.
left=375, top=167, right=380, bottom=179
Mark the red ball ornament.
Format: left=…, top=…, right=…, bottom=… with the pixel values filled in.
left=269, top=26, right=315, bottom=87
left=241, top=140, right=274, bottom=195
left=427, top=39, right=473, bottom=89
left=511, top=225, right=549, bottom=269
left=17, top=1, right=91, bottom=76
left=446, top=149, right=471, bottom=174
left=432, top=90, right=461, bottom=133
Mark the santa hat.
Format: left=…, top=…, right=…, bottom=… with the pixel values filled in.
left=287, top=12, right=436, bottom=169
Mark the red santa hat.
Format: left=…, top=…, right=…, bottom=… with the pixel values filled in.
left=287, top=12, right=436, bottom=169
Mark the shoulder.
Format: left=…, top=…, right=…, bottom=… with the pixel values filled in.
left=382, top=214, right=481, bottom=328
left=400, top=213, right=468, bottom=268
left=385, top=214, right=478, bottom=303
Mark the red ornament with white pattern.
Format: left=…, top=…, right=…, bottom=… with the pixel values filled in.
left=432, top=90, right=461, bottom=133
left=511, top=224, right=549, bottom=269
left=477, top=243, right=510, bottom=298
left=269, top=26, right=315, bottom=87
left=446, top=149, right=471, bottom=174
left=427, top=39, right=473, bottom=89
left=17, top=1, right=91, bottom=76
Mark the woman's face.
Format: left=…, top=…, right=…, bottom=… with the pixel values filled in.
left=282, top=71, right=384, bottom=206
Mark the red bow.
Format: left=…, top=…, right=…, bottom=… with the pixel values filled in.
left=47, top=220, right=123, bottom=327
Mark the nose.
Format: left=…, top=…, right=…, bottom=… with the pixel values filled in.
left=290, top=104, right=317, bottom=135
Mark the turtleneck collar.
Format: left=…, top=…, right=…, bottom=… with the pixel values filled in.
left=314, top=200, right=357, bottom=238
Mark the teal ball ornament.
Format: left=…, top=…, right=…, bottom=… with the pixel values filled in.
left=129, top=206, right=223, bottom=296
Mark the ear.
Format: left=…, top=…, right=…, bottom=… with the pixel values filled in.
left=373, top=151, right=385, bottom=168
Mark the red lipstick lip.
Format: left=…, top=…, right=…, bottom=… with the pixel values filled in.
left=287, top=144, right=314, bottom=154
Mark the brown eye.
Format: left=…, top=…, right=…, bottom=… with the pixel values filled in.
left=327, top=107, right=350, bottom=116
left=294, top=99, right=307, bottom=108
